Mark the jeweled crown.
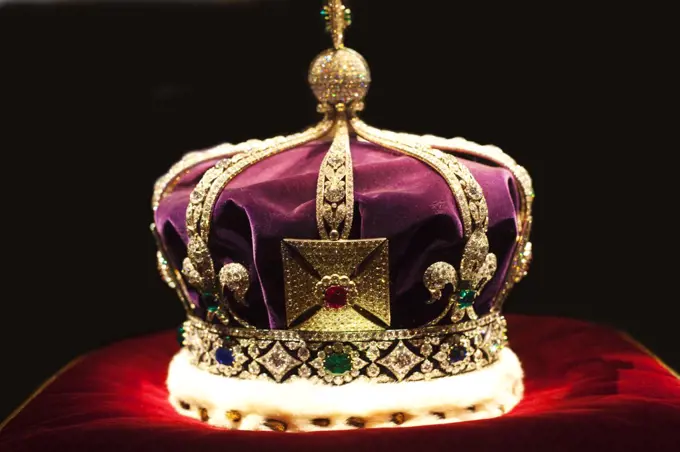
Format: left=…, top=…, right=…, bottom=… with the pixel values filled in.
left=152, top=0, right=533, bottom=388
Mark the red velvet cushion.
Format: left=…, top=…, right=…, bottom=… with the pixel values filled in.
left=2, top=315, right=679, bottom=452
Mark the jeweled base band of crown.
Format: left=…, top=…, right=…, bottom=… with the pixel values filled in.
left=180, top=313, right=507, bottom=385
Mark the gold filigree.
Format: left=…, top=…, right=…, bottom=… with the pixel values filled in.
left=460, top=231, right=491, bottom=281
left=324, top=0, right=350, bottom=50
left=316, top=116, right=354, bottom=240
left=281, top=238, right=390, bottom=331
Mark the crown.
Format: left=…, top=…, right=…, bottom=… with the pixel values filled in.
left=152, top=0, right=533, bottom=432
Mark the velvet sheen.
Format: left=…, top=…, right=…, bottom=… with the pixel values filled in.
left=2, top=316, right=680, bottom=452
left=155, top=140, right=520, bottom=328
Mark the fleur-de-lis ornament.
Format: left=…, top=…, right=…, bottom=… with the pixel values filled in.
left=424, top=231, right=497, bottom=324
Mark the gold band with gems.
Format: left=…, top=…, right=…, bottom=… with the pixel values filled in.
left=180, top=313, right=507, bottom=385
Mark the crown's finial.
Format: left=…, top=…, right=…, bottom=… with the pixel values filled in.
left=322, top=0, right=351, bottom=50
left=310, top=1, right=370, bottom=110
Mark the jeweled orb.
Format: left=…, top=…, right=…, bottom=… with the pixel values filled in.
left=215, top=347, right=235, bottom=366
left=309, top=48, right=370, bottom=106
left=324, top=285, right=347, bottom=309
left=324, top=352, right=352, bottom=374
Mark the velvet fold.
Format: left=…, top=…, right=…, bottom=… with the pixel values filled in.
left=155, top=140, right=520, bottom=329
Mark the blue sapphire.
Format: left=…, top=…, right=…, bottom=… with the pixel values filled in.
left=449, top=345, right=467, bottom=363
left=215, top=347, right=234, bottom=366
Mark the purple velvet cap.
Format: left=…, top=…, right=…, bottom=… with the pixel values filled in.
left=155, top=139, right=520, bottom=329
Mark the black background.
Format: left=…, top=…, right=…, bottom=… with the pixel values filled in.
left=0, top=0, right=676, bottom=423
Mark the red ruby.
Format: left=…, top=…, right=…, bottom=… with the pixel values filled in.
left=324, top=285, right=347, bottom=309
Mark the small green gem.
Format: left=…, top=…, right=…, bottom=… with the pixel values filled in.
left=324, top=353, right=351, bottom=374
left=344, top=8, right=352, bottom=24
left=321, top=7, right=329, bottom=18
left=458, top=289, right=476, bottom=308
left=489, top=340, right=501, bottom=354
left=177, top=326, right=185, bottom=346
left=207, top=306, right=218, bottom=313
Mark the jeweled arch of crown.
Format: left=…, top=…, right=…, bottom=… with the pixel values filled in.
left=151, top=0, right=534, bottom=385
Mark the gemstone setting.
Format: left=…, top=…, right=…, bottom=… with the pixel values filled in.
left=324, top=352, right=352, bottom=374
left=177, top=326, right=185, bottom=346
left=458, top=289, right=476, bottom=307
left=256, top=342, right=302, bottom=382
left=377, top=341, right=424, bottom=381
left=449, top=345, right=467, bottom=363
left=324, top=285, right=347, bottom=309
left=215, top=347, right=235, bottom=366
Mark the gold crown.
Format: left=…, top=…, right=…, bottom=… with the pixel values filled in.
left=152, top=0, right=534, bottom=388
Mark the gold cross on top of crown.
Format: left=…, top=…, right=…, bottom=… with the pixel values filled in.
left=322, top=0, right=352, bottom=49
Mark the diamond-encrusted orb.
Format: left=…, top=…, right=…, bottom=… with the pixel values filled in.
left=324, top=352, right=352, bottom=374
left=449, top=345, right=467, bottom=363
left=215, top=347, right=235, bottom=366
left=458, top=289, right=476, bottom=307
left=309, top=48, right=370, bottom=106
left=324, top=285, right=347, bottom=309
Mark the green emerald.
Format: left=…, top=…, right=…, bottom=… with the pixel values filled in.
left=458, top=289, right=476, bottom=308
left=324, top=353, right=351, bottom=374
left=207, top=306, right=219, bottom=313
left=344, top=9, right=352, bottom=23
left=177, top=326, right=185, bottom=346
